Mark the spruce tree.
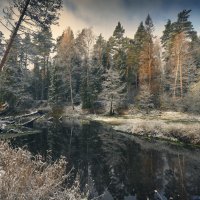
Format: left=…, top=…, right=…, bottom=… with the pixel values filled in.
left=100, top=67, right=127, bottom=115
left=49, top=63, right=67, bottom=104
left=112, top=22, right=127, bottom=78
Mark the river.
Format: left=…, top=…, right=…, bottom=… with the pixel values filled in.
left=9, top=119, right=200, bottom=200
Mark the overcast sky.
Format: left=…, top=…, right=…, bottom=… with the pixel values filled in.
left=0, top=0, right=200, bottom=40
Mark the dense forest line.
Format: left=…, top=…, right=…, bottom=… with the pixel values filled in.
left=0, top=7, right=200, bottom=115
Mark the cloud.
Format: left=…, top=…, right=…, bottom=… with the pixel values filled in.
left=1, top=0, right=199, bottom=40
left=61, top=0, right=200, bottom=39
left=61, top=0, right=168, bottom=38
left=51, top=6, right=88, bottom=39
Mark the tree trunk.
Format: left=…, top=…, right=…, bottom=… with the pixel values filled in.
left=179, top=56, right=183, bottom=98
left=135, top=73, right=138, bottom=90
left=69, top=67, right=74, bottom=110
left=173, top=52, right=180, bottom=98
left=110, top=94, right=113, bottom=115
left=41, top=56, right=46, bottom=100
left=148, top=42, right=152, bottom=86
left=0, top=0, right=31, bottom=72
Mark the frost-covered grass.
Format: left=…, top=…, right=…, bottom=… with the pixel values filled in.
left=0, top=141, right=87, bottom=200
left=94, top=111, right=200, bottom=145
left=132, top=121, right=200, bottom=144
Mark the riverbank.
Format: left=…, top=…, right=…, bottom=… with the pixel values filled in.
left=90, top=111, right=200, bottom=146
left=1, top=105, right=200, bottom=146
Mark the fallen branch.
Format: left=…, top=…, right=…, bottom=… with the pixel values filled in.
left=0, top=110, right=44, bottom=133
left=20, top=115, right=42, bottom=128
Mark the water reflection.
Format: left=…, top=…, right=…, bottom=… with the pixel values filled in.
left=11, top=120, right=200, bottom=200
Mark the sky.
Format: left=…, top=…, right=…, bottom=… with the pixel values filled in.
left=0, top=0, right=200, bottom=40
left=55, top=0, right=200, bottom=39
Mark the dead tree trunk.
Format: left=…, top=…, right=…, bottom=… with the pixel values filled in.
left=0, top=0, right=31, bottom=72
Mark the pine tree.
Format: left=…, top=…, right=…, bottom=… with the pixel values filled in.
left=19, top=33, right=33, bottom=70
left=161, top=10, right=196, bottom=98
left=139, top=15, right=155, bottom=86
left=134, top=16, right=162, bottom=107
left=32, top=27, right=54, bottom=100
left=0, top=35, right=32, bottom=108
left=0, top=0, right=62, bottom=71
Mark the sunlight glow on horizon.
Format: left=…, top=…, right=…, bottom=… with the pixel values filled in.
left=0, top=0, right=200, bottom=41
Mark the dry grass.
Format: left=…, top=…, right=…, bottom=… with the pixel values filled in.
left=0, top=141, right=87, bottom=200
left=133, top=121, right=200, bottom=145
left=94, top=112, right=200, bottom=145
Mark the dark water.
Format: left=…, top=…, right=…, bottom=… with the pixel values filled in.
left=9, top=119, right=200, bottom=200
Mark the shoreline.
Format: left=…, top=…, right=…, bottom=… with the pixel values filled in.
left=1, top=106, right=200, bottom=147
left=88, top=111, right=200, bottom=146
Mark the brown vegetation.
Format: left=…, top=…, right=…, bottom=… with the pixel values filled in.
left=0, top=141, right=86, bottom=200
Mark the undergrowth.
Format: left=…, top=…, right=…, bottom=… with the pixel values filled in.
left=0, top=141, right=87, bottom=200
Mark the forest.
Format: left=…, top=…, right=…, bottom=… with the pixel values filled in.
left=1, top=1, right=200, bottom=200
left=0, top=1, right=200, bottom=116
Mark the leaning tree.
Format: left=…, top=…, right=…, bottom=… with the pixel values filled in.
left=0, top=0, right=62, bottom=71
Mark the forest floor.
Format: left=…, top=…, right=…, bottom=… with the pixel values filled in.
left=89, top=111, right=200, bottom=146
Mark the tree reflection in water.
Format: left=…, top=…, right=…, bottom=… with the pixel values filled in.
left=11, top=120, right=200, bottom=200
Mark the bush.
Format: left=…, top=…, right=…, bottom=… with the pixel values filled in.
left=0, top=141, right=87, bottom=200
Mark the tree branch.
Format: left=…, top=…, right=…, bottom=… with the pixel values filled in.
left=0, top=0, right=31, bottom=72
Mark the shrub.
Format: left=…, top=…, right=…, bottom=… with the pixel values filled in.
left=0, top=141, right=87, bottom=200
